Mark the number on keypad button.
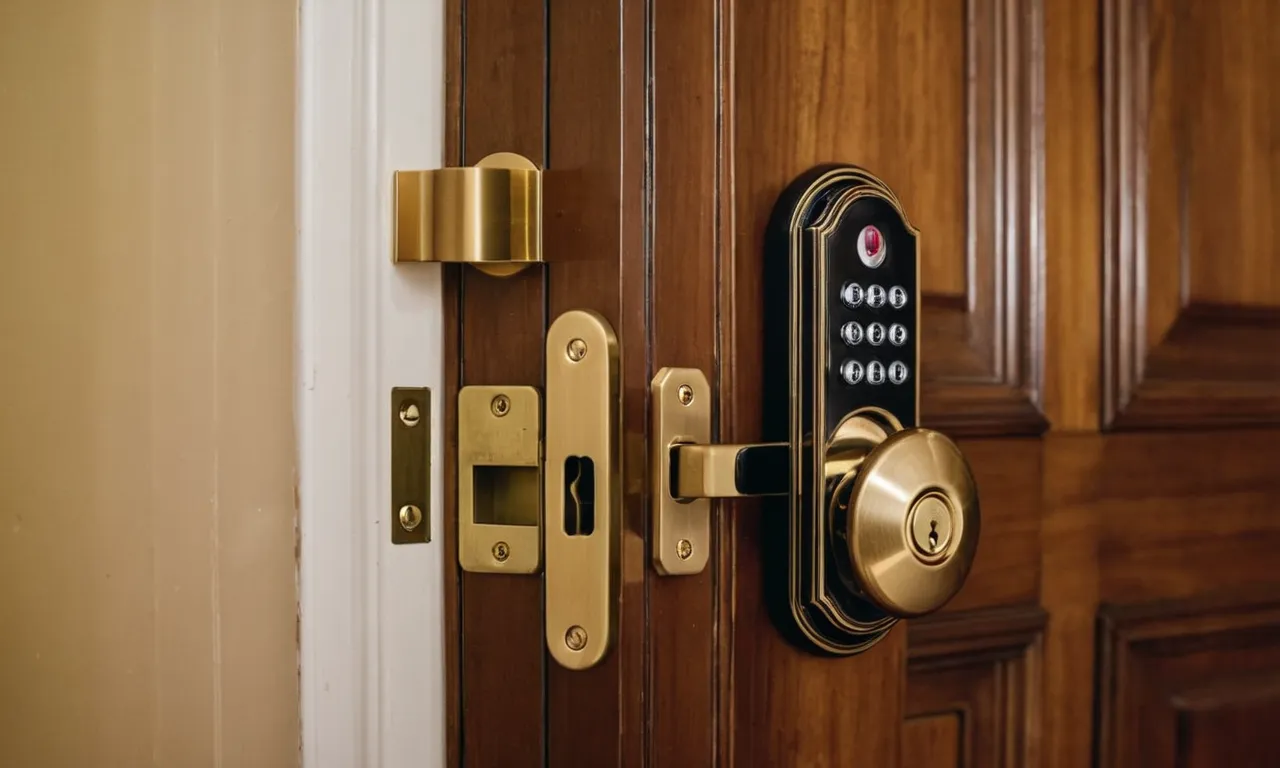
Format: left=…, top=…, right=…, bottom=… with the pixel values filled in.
left=889, top=360, right=909, bottom=385
left=841, top=282, right=865, bottom=309
left=840, top=359, right=865, bottom=385
left=867, top=284, right=887, bottom=308
left=889, top=323, right=907, bottom=346
left=889, top=285, right=908, bottom=309
left=867, top=361, right=886, bottom=385
left=867, top=322, right=885, bottom=346
left=840, top=322, right=864, bottom=346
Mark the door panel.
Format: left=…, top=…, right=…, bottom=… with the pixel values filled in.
left=906, top=607, right=1045, bottom=768
left=1105, top=0, right=1280, bottom=428
left=1098, top=596, right=1280, bottom=768
left=736, top=0, right=1046, bottom=437
left=438, top=0, right=1280, bottom=765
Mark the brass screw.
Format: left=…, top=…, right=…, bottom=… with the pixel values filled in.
left=399, top=401, right=421, bottom=427
left=564, top=625, right=588, bottom=651
left=490, top=394, right=510, bottom=417
left=677, top=385, right=694, bottom=406
left=566, top=338, right=588, bottom=362
left=398, top=504, right=423, bottom=531
left=677, top=539, right=693, bottom=560
left=492, top=541, right=510, bottom=562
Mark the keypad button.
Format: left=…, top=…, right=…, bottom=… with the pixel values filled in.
left=840, top=359, right=865, bottom=385
left=889, top=360, right=909, bottom=385
left=866, top=322, right=886, bottom=346
left=840, top=282, right=865, bottom=308
left=867, top=360, right=886, bottom=385
left=889, top=323, right=908, bottom=346
left=867, top=284, right=887, bottom=308
left=889, top=285, right=908, bottom=309
left=840, top=321, right=864, bottom=346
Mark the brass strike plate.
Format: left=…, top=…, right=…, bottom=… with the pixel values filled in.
left=458, top=385, right=542, bottom=573
left=545, top=310, right=620, bottom=670
left=651, top=368, right=711, bottom=575
left=391, top=387, right=431, bottom=544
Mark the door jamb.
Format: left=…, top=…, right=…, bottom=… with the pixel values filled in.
left=297, top=1, right=447, bottom=765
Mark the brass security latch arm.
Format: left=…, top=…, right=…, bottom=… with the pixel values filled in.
left=669, top=443, right=789, bottom=499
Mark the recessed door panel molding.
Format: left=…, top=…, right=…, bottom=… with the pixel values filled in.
left=737, top=0, right=1048, bottom=438
left=1097, top=593, right=1280, bottom=768
left=1103, top=0, right=1280, bottom=429
left=906, top=605, right=1046, bottom=768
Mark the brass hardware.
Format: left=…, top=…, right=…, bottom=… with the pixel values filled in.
left=643, top=165, right=979, bottom=655
left=651, top=368, right=712, bottom=575
left=393, top=152, right=542, bottom=277
left=671, top=443, right=790, bottom=499
left=564, top=626, right=588, bottom=652
left=652, top=367, right=790, bottom=575
left=831, top=424, right=979, bottom=618
left=398, top=505, right=423, bottom=532
left=391, top=388, right=431, bottom=544
left=458, top=385, right=542, bottom=573
left=398, top=401, right=421, bottom=428
left=545, top=310, right=620, bottom=670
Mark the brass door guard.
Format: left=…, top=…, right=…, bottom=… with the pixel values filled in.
left=670, top=443, right=789, bottom=499
left=651, top=367, right=788, bottom=574
left=393, top=152, right=542, bottom=276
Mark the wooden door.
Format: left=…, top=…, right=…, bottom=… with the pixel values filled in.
left=438, top=0, right=1280, bottom=765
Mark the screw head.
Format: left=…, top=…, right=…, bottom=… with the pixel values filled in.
left=490, top=394, right=510, bottom=417
left=677, top=539, right=693, bottom=560
left=677, top=385, right=694, bottom=406
left=564, top=625, right=588, bottom=651
left=399, top=401, right=421, bottom=427
left=492, top=541, right=510, bottom=562
left=398, top=504, right=423, bottom=531
left=566, top=338, right=588, bottom=362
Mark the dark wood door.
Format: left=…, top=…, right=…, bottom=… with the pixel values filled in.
left=439, top=0, right=1280, bottom=765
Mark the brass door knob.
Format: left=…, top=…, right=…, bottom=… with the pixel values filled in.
left=827, top=409, right=980, bottom=618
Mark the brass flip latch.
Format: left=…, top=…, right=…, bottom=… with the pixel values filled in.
left=650, top=368, right=788, bottom=575
left=393, top=152, right=542, bottom=277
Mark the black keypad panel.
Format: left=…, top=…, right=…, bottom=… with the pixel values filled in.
left=824, top=196, right=917, bottom=432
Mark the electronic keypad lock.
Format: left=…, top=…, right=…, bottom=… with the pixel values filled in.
left=652, top=164, right=979, bottom=655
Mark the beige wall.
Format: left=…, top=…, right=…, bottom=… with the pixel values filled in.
left=0, top=2, right=299, bottom=766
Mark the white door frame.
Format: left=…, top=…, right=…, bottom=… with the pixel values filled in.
left=296, top=1, right=446, bottom=765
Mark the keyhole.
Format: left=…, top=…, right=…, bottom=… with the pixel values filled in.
left=563, top=456, right=595, bottom=536
left=928, top=520, right=939, bottom=552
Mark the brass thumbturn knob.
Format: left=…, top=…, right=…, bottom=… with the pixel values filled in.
left=828, top=410, right=980, bottom=619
